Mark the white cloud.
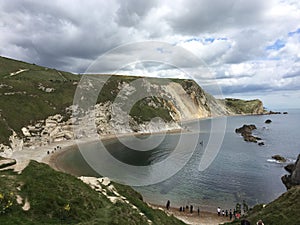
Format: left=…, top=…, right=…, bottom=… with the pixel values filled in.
left=0, top=0, right=299, bottom=108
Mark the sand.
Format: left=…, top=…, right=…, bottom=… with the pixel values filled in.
left=151, top=205, right=232, bottom=225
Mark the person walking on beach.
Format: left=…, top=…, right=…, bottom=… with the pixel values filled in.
left=225, top=209, right=228, bottom=217
left=229, top=209, right=233, bottom=220
left=197, top=207, right=200, bottom=216
left=217, top=207, right=221, bottom=216
left=190, top=205, right=193, bottom=213
left=166, top=200, right=170, bottom=210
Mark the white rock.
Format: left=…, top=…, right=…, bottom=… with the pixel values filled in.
left=21, top=127, right=31, bottom=137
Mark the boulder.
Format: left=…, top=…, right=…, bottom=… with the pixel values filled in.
left=265, top=119, right=272, bottom=124
left=281, top=154, right=300, bottom=189
left=272, top=154, right=286, bottom=162
left=235, top=124, right=261, bottom=143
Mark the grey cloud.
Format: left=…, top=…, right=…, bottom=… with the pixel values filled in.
left=222, top=30, right=268, bottom=64
left=221, top=82, right=300, bottom=95
left=167, top=0, right=268, bottom=35
left=283, top=70, right=300, bottom=78
left=0, top=0, right=133, bottom=72
left=114, top=0, right=158, bottom=27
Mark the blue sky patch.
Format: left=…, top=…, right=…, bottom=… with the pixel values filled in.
left=204, top=37, right=215, bottom=43
left=266, top=39, right=285, bottom=50
left=288, top=28, right=300, bottom=36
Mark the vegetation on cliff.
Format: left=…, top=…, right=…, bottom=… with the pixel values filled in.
left=224, top=98, right=265, bottom=115
left=0, top=56, right=265, bottom=147
left=0, top=161, right=185, bottom=225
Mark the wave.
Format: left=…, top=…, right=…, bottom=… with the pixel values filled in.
left=267, top=158, right=296, bottom=164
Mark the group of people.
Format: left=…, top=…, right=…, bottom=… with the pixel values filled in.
left=165, top=200, right=201, bottom=215
left=217, top=207, right=236, bottom=220
left=179, top=205, right=200, bottom=215
left=166, top=201, right=264, bottom=224
left=217, top=207, right=264, bottom=224
left=47, top=145, right=62, bottom=155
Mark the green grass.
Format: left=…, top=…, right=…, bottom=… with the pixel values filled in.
left=113, top=182, right=186, bottom=225
left=0, top=161, right=186, bottom=225
left=224, top=98, right=264, bottom=114
left=129, top=97, right=173, bottom=123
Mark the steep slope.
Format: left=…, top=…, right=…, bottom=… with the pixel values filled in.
left=0, top=56, right=265, bottom=153
left=224, top=186, right=300, bottom=225
left=0, top=160, right=186, bottom=225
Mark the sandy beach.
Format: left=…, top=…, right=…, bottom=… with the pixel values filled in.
left=151, top=205, right=232, bottom=225
left=6, top=130, right=234, bottom=225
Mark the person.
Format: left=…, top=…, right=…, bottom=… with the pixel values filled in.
left=225, top=209, right=228, bottom=217
left=222, top=210, right=225, bottom=216
left=179, top=206, right=182, bottom=212
left=166, top=200, right=170, bottom=210
left=197, top=207, right=200, bottom=216
left=217, top=207, right=221, bottom=216
left=190, top=205, right=193, bottom=214
left=229, top=209, right=233, bottom=220
left=257, top=220, right=264, bottom=225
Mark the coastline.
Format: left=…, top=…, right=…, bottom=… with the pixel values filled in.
left=150, top=204, right=232, bottom=225
left=47, top=128, right=185, bottom=171
left=7, top=114, right=271, bottom=224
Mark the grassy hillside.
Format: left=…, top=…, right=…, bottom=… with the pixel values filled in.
left=0, top=56, right=266, bottom=146
left=224, top=98, right=264, bottom=114
left=0, top=57, right=174, bottom=145
left=0, top=161, right=185, bottom=225
left=224, top=186, right=300, bottom=225
left=0, top=57, right=81, bottom=145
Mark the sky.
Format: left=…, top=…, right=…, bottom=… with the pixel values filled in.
left=0, top=0, right=300, bottom=109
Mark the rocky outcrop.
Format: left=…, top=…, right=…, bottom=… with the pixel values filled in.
left=282, top=154, right=300, bottom=189
left=235, top=124, right=265, bottom=145
left=272, top=155, right=286, bottom=162
left=235, top=124, right=258, bottom=143
left=265, top=119, right=272, bottom=124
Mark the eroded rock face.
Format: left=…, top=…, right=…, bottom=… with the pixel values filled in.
left=282, top=154, right=300, bottom=189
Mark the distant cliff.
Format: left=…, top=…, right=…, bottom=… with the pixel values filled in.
left=0, top=56, right=266, bottom=154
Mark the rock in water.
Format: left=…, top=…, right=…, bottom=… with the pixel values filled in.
left=281, top=154, right=300, bottom=189
left=272, top=154, right=286, bottom=162
left=265, top=119, right=272, bottom=124
left=235, top=124, right=260, bottom=143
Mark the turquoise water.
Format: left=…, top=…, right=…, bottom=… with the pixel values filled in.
left=56, top=110, right=300, bottom=211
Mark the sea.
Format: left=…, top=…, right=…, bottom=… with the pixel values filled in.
left=55, top=109, right=300, bottom=212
